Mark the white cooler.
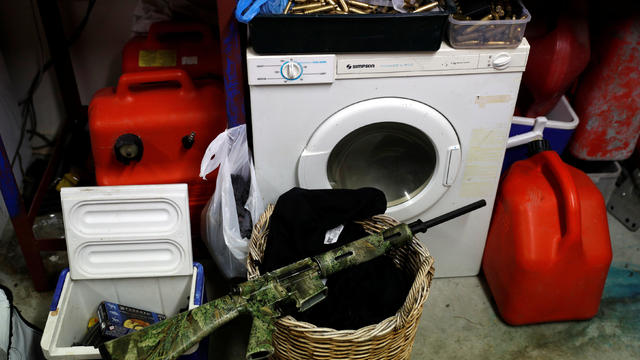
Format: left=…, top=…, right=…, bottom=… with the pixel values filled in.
left=41, top=184, right=206, bottom=359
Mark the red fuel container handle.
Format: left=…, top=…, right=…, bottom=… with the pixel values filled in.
left=540, top=151, right=582, bottom=247
left=116, top=70, right=195, bottom=99
left=147, top=22, right=215, bottom=46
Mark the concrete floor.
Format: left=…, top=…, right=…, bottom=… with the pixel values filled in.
left=1, top=213, right=638, bottom=359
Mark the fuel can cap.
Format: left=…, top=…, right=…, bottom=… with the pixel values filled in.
left=114, top=134, right=144, bottom=165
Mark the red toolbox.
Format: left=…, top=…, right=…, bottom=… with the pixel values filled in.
left=122, top=22, right=222, bottom=79
left=483, top=147, right=612, bottom=325
left=89, top=69, right=227, bottom=234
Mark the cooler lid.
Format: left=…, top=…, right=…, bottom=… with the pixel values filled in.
left=61, top=184, right=193, bottom=280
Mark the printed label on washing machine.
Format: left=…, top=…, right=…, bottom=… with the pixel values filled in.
left=338, top=59, right=417, bottom=74
left=337, top=55, right=479, bottom=75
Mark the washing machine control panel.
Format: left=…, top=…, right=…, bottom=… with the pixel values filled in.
left=336, top=52, right=528, bottom=76
left=248, top=55, right=335, bottom=85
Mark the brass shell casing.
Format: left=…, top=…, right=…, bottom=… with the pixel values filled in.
left=347, top=0, right=375, bottom=9
left=304, top=4, right=336, bottom=13
left=284, top=0, right=293, bottom=14
left=413, top=1, right=438, bottom=13
left=463, top=14, right=493, bottom=34
left=338, top=0, right=349, bottom=12
left=291, top=2, right=324, bottom=10
left=350, top=7, right=368, bottom=13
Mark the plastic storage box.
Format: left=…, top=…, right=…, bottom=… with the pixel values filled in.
left=448, top=0, right=530, bottom=49
left=249, top=3, right=455, bottom=54
left=583, top=161, right=622, bottom=203
left=502, top=96, right=579, bottom=172
left=41, top=184, right=206, bottom=359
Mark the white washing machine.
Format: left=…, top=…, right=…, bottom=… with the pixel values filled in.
left=247, top=41, right=530, bottom=277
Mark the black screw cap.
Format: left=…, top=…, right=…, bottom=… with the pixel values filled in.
left=527, top=139, right=551, bottom=157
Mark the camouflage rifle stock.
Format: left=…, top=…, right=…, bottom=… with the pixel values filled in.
left=99, top=200, right=486, bottom=360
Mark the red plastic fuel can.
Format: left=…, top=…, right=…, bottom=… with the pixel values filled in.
left=122, top=22, right=222, bottom=79
left=520, top=16, right=590, bottom=117
left=569, top=17, right=640, bottom=160
left=89, top=69, right=227, bottom=233
left=483, top=149, right=612, bottom=325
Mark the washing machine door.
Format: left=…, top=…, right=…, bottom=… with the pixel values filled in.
left=298, top=97, right=461, bottom=221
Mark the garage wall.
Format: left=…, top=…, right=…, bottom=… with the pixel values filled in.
left=0, top=0, right=138, bottom=138
left=0, top=53, right=32, bottom=234
left=0, top=0, right=137, bottom=233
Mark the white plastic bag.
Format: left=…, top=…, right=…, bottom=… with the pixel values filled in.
left=392, top=0, right=408, bottom=13
left=200, top=125, right=264, bottom=279
left=1, top=285, right=45, bottom=360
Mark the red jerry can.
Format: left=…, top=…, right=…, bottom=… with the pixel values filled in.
left=483, top=148, right=612, bottom=325
left=122, top=22, right=222, bottom=79
left=569, top=17, right=640, bottom=160
left=89, top=70, right=227, bottom=234
left=521, top=16, right=590, bottom=117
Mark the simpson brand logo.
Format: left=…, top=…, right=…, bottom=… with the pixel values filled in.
left=346, top=63, right=375, bottom=70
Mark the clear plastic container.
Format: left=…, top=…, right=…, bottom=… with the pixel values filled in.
left=32, top=212, right=65, bottom=240
left=448, top=1, right=530, bottom=49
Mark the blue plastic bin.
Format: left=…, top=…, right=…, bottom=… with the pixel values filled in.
left=502, top=96, right=579, bottom=172
left=42, top=263, right=207, bottom=359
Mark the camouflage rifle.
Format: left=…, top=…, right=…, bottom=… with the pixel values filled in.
left=99, top=200, right=486, bottom=360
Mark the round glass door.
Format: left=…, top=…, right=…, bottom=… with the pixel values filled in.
left=297, top=97, right=460, bottom=220
left=327, top=122, right=437, bottom=207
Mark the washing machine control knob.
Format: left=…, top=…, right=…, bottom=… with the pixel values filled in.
left=281, top=61, right=302, bottom=80
left=492, top=53, right=512, bottom=70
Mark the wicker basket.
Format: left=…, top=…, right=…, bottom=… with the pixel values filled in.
left=247, top=205, right=435, bottom=360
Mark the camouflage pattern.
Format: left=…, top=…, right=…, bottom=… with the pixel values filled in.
left=100, top=295, right=247, bottom=360
left=100, top=224, right=415, bottom=360
left=314, top=223, right=413, bottom=277
left=245, top=309, right=277, bottom=359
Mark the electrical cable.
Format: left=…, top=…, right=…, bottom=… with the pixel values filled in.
left=29, top=0, right=46, bottom=66
left=11, top=0, right=97, bottom=172
left=27, top=130, right=55, bottom=149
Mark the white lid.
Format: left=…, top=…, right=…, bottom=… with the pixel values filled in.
left=61, top=184, right=193, bottom=280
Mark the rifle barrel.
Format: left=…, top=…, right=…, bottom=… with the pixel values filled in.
left=409, top=200, right=486, bottom=234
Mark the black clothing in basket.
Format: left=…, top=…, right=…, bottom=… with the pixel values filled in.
left=261, top=188, right=413, bottom=330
